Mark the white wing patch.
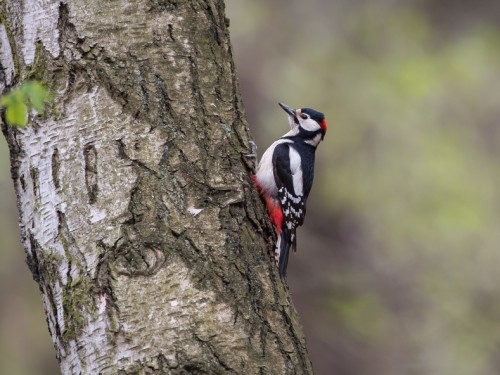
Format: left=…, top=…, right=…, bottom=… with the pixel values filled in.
left=288, top=147, right=303, bottom=196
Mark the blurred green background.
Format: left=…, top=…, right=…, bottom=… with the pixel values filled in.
left=2, top=0, right=500, bottom=374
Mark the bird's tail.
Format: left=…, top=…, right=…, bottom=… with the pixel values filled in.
left=276, top=228, right=296, bottom=278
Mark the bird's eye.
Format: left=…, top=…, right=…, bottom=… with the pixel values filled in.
left=301, top=114, right=308, bottom=120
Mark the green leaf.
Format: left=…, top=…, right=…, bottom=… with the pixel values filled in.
left=5, top=100, right=28, bottom=127
left=1, top=80, right=50, bottom=127
left=21, top=81, right=49, bottom=111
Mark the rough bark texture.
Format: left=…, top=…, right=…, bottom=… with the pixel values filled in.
left=0, top=0, right=314, bottom=374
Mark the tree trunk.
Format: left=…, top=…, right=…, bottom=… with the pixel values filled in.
left=0, top=1, right=314, bottom=374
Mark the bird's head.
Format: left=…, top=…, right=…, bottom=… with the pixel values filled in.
left=278, top=102, right=327, bottom=140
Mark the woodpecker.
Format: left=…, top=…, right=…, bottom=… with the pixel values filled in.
left=253, top=102, right=327, bottom=277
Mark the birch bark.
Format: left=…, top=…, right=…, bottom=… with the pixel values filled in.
left=0, top=1, right=314, bottom=373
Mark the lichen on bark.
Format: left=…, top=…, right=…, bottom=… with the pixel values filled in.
left=1, top=1, right=314, bottom=374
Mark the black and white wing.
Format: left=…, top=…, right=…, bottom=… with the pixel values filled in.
left=272, top=143, right=307, bottom=227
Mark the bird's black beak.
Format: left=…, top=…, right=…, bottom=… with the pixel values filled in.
left=278, top=102, right=296, bottom=118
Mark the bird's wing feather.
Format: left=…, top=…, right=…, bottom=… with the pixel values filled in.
left=272, top=143, right=294, bottom=193
left=272, top=144, right=306, bottom=228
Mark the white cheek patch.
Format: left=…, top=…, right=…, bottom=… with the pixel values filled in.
left=300, top=118, right=321, bottom=132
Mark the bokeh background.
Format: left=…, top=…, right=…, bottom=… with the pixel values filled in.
left=2, top=0, right=500, bottom=374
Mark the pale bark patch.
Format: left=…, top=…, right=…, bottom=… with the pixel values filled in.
left=62, top=261, right=250, bottom=374
left=0, top=25, right=15, bottom=89
left=17, top=87, right=139, bottom=267
left=22, top=0, right=61, bottom=64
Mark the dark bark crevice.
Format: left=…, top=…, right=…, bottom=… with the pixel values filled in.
left=83, top=143, right=98, bottom=204
left=51, top=147, right=60, bottom=189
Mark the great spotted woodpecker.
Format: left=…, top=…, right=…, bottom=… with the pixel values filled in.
left=253, top=102, right=327, bottom=277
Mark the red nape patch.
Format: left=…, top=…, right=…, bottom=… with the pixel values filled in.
left=264, top=196, right=283, bottom=234
left=320, top=119, right=328, bottom=132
